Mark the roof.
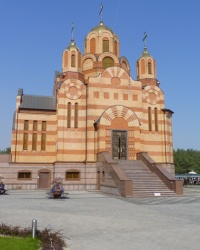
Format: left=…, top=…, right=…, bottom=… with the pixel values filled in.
left=19, top=95, right=56, bottom=111
left=66, top=39, right=80, bottom=52
left=140, top=46, right=151, bottom=58
left=90, top=20, right=115, bottom=35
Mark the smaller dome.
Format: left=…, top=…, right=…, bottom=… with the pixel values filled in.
left=66, top=39, right=80, bottom=52
left=90, top=20, right=114, bottom=35
left=140, top=46, right=151, bottom=58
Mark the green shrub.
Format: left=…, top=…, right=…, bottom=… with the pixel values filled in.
left=0, top=223, right=66, bottom=250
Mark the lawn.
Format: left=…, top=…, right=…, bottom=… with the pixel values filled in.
left=0, top=236, right=40, bottom=250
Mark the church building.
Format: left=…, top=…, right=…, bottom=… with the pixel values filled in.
left=7, top=13, right=182, bottom=197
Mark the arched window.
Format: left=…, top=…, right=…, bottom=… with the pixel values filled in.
left=154, top=108, right=158, bottom=131
left=148, top=107, right=152, bottom=131
left=114, top=40, right=118, bottom=55
left=122, top=61, right=127, bottom=71
left=102, top=57, right=114, bottom=69
left=74, top=103, right=78, bottom=128
left=148, top=62, right=152, bottom=74
left=41, top=133, right=46, bottom=151
left=24, top=120, right=29, bottom=130
left=64, top=51, right=68, bottom=67
left=141, top=59, right=145, bottom=74
left=71, top=55, right=75, bottom=67
left=32, top=133, right=37, bottom=151
left=33, top=121, right=37, bottom=131
left=78, top=52, right=81, bottom=68
left=23, top=133, right=28, bottom=150
left=67, top=102, right=71, bottom=128
left=137, top=62, right=139, bottom=78
left=90, top=38, right=96, bottom=54
left=103, top=38, right=109, bottom=52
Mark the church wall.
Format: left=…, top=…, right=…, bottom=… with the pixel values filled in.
left=0, top=162, right=54, bottom=190
left=85, top=68, right=144, bottom=161
left=54, top=162, right=97, bottom=190
left=11, top=111, right=57, bottom=163
left=56, top=78, right=87, bottom=162
left=1, top=161, right=97, bottom=191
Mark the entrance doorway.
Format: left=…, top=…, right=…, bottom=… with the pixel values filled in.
left=112, top=130, right=127, bottom=160
left=38, top=171, right=51, bottom=189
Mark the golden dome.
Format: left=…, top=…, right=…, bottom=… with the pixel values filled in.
left=90, top=20, right=114, bottom=35
left=66, top=39, right=80, bottom=52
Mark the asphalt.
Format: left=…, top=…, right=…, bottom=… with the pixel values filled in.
left=0, top=187, right=200, bottom=250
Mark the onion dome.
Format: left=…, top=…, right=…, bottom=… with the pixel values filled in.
left=140, top=46, right=151, bottom=58
left=90, top=20, right=115, bottom=35
left=66, top=39, right=80, bottom=52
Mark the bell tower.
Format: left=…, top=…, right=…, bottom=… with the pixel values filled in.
left=136, top=33, right=158, bottom=87
left=62, top=23, right=82, bottom=74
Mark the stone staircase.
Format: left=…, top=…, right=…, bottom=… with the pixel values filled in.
left=118, top=160, right=176, bottom=197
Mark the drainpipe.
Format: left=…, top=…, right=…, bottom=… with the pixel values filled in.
left=14, top=111, right=19, bottom=163
left=84, top=82, right=88, bottom=190
left=163, top=111, right=167, bottom=163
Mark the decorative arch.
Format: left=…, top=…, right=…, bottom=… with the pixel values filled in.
left=82, top=54, right=96, bottom=71
left=120, top=56, right=130, bottom=73
left=61, top=79, right=85, bottom=100
left=143, top=85, right=164, bottom=105
left=98, top=52, right=119, bottom=65
left=94, top=106, right=141, bottom=160
left=82, top=58, right=93, bottom=71
left=101, top=66, right=130, bottom=81
left=95, top=105, right=140, bottom=127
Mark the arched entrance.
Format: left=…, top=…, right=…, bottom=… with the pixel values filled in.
left=111, top=117, right=128, bottom=160
left=94, top=105, right=141, bottom=160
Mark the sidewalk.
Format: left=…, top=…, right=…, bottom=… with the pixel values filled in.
left=0, top=188, right=200, bottom=250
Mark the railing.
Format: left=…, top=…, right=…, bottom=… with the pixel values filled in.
left=97, top=152, right=133, bottom=197
left=137, top=152, right=183, bottom=195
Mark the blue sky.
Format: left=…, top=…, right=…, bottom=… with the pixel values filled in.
left=0, top=0, right=200, bottom=151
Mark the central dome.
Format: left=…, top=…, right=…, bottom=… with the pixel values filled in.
left=84, top=20, right=120, bottom=57
left=90, top=20, right=115, bottom=35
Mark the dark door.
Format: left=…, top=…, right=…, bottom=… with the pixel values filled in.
left=38, top=172, right=50, bottom=188
left=112, top=130, right=127, bottom=160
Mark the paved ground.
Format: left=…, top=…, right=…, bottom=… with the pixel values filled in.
left=0, top=187, right=200, bottom=250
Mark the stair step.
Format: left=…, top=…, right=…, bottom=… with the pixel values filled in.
left=117, top=159, right=176, bottom=197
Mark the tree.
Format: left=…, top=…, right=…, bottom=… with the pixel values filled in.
left=0, top=147, right=11, bottom=154
left=174, top=148, right=200, bottom=174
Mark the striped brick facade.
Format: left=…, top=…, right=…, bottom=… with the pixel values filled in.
left=8, top=19, right=174, bottom=190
